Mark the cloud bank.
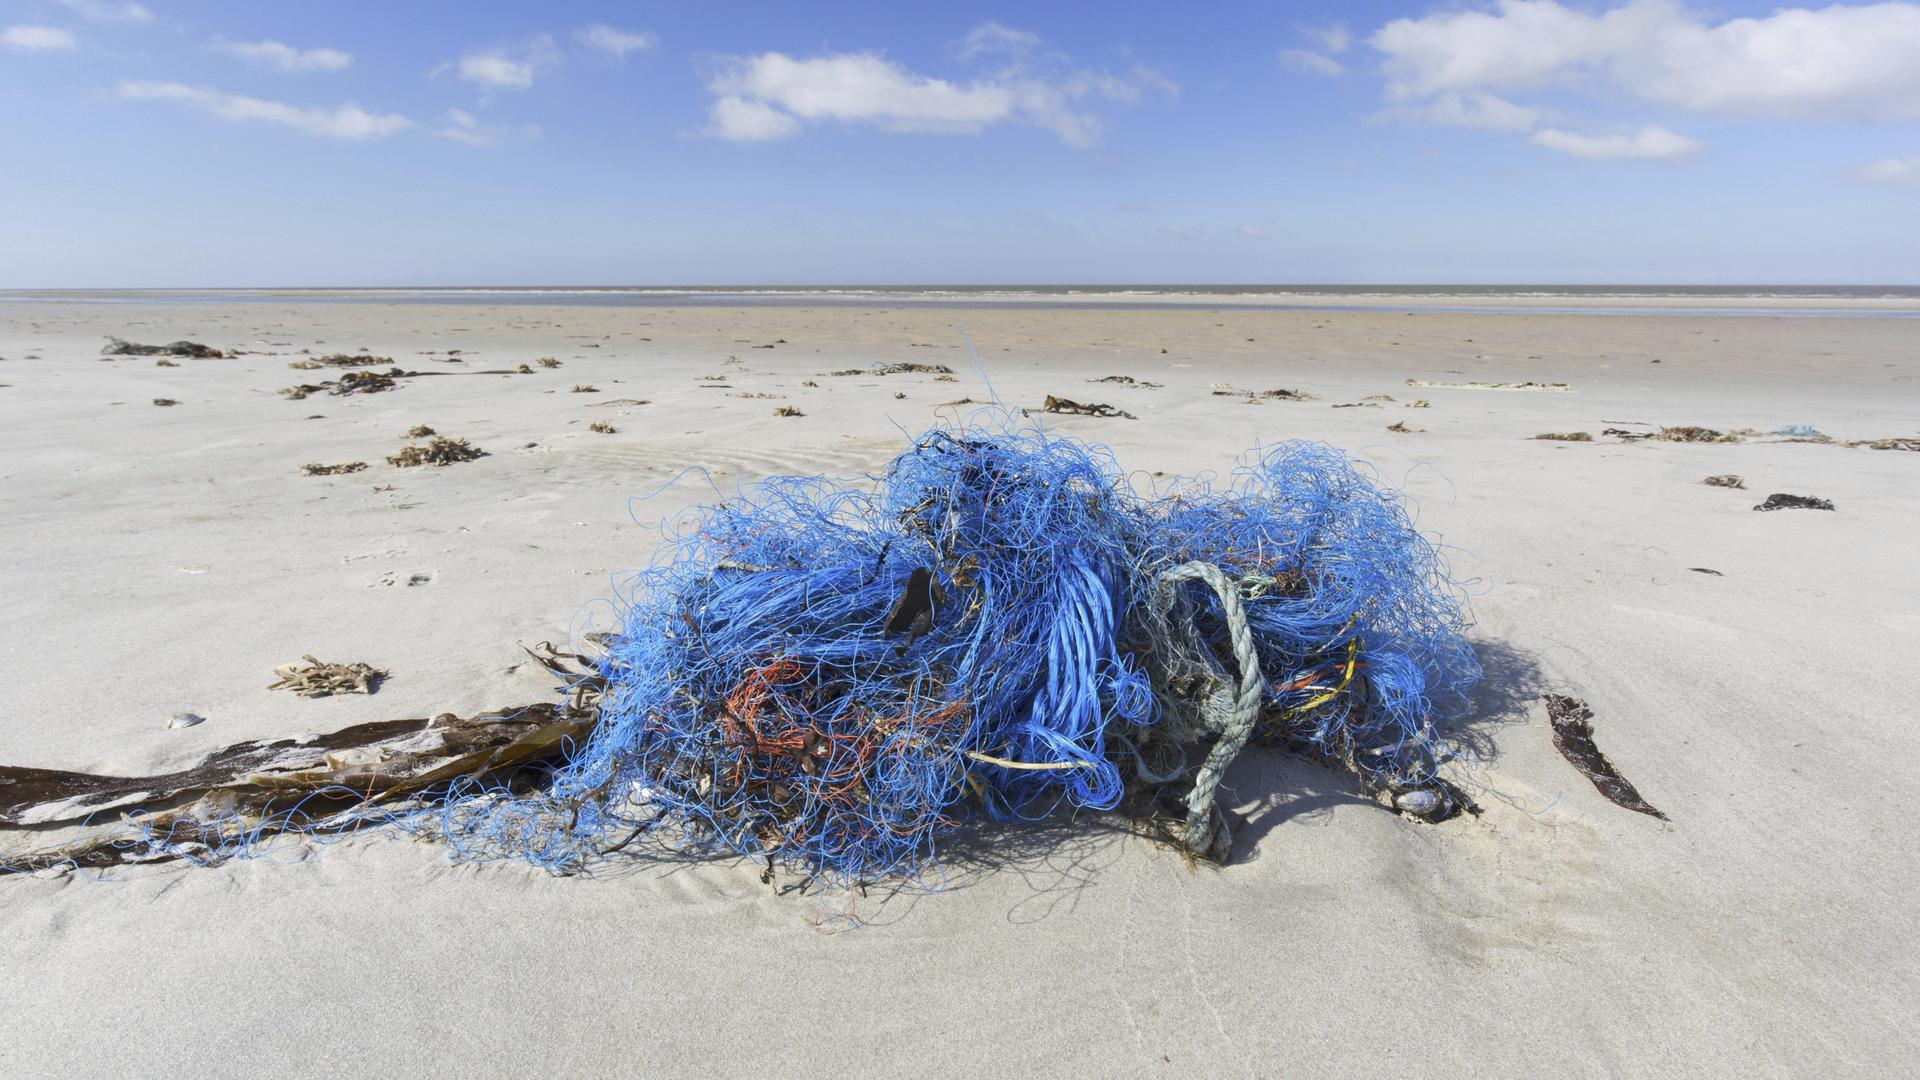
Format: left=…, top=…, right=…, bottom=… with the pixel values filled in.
left=3, top=25, right=77, bottom=50
left=213, top=39, right=352, bottom=73
left=707, top=24, right=1175, bottom=147
left=116, top=81, right=411, bottom=140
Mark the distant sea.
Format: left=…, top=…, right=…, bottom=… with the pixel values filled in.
left=7, top=284, right=1920, bottom=317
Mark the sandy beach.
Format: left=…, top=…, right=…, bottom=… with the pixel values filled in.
left=2, top=299, right=1916, bottom=1077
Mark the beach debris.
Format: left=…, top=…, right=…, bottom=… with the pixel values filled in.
left=830, top=362, right=954, bottom=377
left=1753, top=493, right=1834, bottom=512
left=517, top=363, right=534, bottom=374
left=1090, top=375, right=1163, bottom=388
left=165, top=712, right=206, bottom=730
left=152, top=398, right=179, bottom=407
left=894, top=391, right=907, bottom=399
left=1544, top=694, right=1666, bottom=820
left=1386, top=421, right=1422, bottom=433
left=287, top=353, right=391, bottom=370
left=0, top=423, right=1480, bottom=885
left=300, top=462, right=368, bottom=476
left=801, top=379, right=819, bottom=388
left=773, top=405, right=804, bottom=417
left=1602, top=427, right=1652, bottom=441
left=1775, top=423, right=1822, bottom=438
left=1362, top=394, right=1396, bottom=403
left=536, top=356, right=560, bottom=368
left=1405, top=379, right=1568, bottom=392
left=1842, top=436, right=1920, bottom=452
left=934, top=374, right=958, bottom=382
left=387, top=436, right=487, bottom=468
left=735, top=391, right=777, bottom=399
left=280, top=368, right=401, bottom=399
left=1688, top=567, right=1723, bottom=576
left=268, top=656, right=385, bottom=698
left=588, top=421, right=616, bottom=434
left=154, top=358, right=179, bottom=367
left=1534, top=431, right=1592, bottom=441
left=0, top=646, right=605, bottom=868
left=1653, top=425, right=1740, bottom=443
left=1406, top=399, right=1430, bottom=408
left=1703, top=474, right=1745, bottom=488
left=102, top=337, right=227, bottom=359
left=1331, top=402, right=1380, bottom=409
left=587, top=398, right=650, bottom=407
left=1037, top=395, right=1135, bottom=419
left=1210, top=383, right=1311, bottom=401
left=404, top=424, right=436, bottom=438
left=570, top=384, right=599, bottom=393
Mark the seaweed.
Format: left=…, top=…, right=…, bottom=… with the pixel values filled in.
left=268, top=656, right=385, bottom=698
left=388, top=436, right=487, bottom=467
left=1654, top=426, right=1741, bottom=443
left=1543, top=694, right=1666, bottom=820
left=287, top=354, right=390, bottom=370
left=1534, top=431, right=1592, bottom=441
left=1753, top=494, right=1834, bottom=512
left=1703, top=474, right=1744, bottom=488
left=300, top=462, right=368, bottom=476
left=1036, top=395, right=1134, bottom=419
left=102, top=337, right=227, bottom=358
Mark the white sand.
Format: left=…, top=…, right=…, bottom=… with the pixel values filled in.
left=1, top=301, right=1916, bottom=1077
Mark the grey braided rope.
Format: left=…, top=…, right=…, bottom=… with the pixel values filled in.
left=1152, top=561, right=1265, bottom=858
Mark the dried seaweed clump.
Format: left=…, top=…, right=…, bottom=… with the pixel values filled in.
left=588, top=420, right=616, bottom=434
left=102, top=337, right=227, bottom=358
left=268, top=656, right=385, bottom=698
left=536, top=356, right=560, bottom=368
left=287, top=353, right=391, bottom=370
left=773, top=405, right=804, bottom=417
left=1654, top=425, right=1741, bottom=443
left=152, top=398, right=179, bottom=407
left=154, top=358, right=180, bottom=368
left=1534, top=431, right=1592, bottom=441
left=1753, top=493, right=1834, bottom=512
left=404, top=424, right=436, bottom=438
left=1842, top=436, right=1920, bottom=452
left=281, top=368, right=400, bottom=400
left=1036, top=395, right=1134, bottom=419
left=1090, top=375, right=1164, bottom=388
left=1386, top=421, right=1423, bottom=433
left=570, top=384, right=599, bottom=393
left=388, top=436, right=487, bottom=468
left=300, top=462, right=367, bottom=476
left=1703, top=474, right=1745, bottom=488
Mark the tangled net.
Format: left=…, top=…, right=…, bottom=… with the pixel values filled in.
left=4, top=418, right=1478, bottom=884
left=441, top=419, right=1479, bottom=882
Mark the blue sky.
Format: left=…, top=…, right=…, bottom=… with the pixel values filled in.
left=2, top=0, right=1918, bottom=286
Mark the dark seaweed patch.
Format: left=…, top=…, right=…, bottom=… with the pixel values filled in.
left=1543, top=694, right=1667, bottom=820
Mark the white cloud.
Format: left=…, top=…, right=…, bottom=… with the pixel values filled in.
left=116, top=81, right=411, bottom=139
left=451, top=35, right=559, bottom=91
left=1531, top=124, right=1701, bottom=160
left=213, top=39, right=352, bottom=73
left=956, top=21, right=1040, bottom=61
left=3, top=25, right=76, bottom=50
left=577, top=24, right=655, bottom=59
left=1858, top=155, right=1920, bottom=185
left=706, top=26, right=1173, bottom=147
left=1305, top=23, right=1353, bottom=54
left=1415, top=91, right=1541, bottom=131
left=710, top=95, right=803, bottom=140
left=1373, top=0, right=1920, bottom=121
left=1280, top=49, right=1344, bottom=77
left=58, top=0, right=150, bottom=24
left=434, top=108, right=501, bottom=147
